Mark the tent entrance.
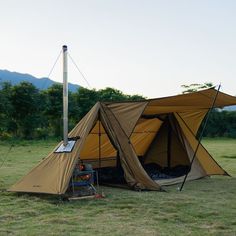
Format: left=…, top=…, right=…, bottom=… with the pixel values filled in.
left=79, top=118, right=126, bottom=185
left=131, top=114, right=191, bottom=181
left=80, top=119, right=118, bottom=169
left=79, top=113, right=192, bottom=186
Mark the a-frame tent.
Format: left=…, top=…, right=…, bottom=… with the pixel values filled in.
left=9, top=88, right=236, bottom=194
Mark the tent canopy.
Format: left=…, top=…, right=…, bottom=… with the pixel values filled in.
left=9, top=88, right=236, bottom=194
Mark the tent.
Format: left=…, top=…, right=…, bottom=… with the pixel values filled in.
left=9, top=88, right=236, bottom=194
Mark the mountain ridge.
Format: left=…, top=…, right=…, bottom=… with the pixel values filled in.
left=0, top=69, right=80, bottom=92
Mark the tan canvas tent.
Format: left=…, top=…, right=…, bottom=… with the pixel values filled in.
left=9, top=88, right=236, bottom=194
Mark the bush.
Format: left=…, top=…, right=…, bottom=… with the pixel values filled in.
left=34, top=128, right=49, bottom=139
left=0, top=132, right=13, bottom=141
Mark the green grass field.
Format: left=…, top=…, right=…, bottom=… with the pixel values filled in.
left=0, top=138, right=236, bottom=236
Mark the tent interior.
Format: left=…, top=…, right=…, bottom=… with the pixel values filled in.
left=79, top=112, right=196, bottom=186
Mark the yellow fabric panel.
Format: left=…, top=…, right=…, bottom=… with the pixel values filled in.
left=131, top=133, right=157, bottom=156
left=177, top=110, right=207, bottom=135
left=144, top=120, right=190, bottom=167
left=133, top=118, right=163, bottom=132
left=106, top=102, right=148, bottom=137
left=169, top=130, right=190, bottom=166
left=174, top=113, right=225, bottom=175
left=143, top=88, right=236, bottom=115
left=88, top=120, right=106, bottom=133
left=144, top=106, right=202, bottom=115
left=80, top=134, right=117, bottom=159
left=147, top=88, right=236, bottom=108
left=144, top=126, right=168, bottom=166
left=130, top=119, right=163, bottom=156
left=80, top=121, right=117, bottom=159
left=196, top=146, right=225, bottom=175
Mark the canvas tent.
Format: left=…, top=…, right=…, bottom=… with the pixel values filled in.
left=9, top=88, right=236, bottom=194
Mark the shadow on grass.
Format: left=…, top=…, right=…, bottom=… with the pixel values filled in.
left=221, top=155, right=236, bottom=159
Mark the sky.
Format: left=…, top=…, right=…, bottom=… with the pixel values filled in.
left=0, top=0, right=236, bottom=98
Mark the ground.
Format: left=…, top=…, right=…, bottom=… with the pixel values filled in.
left=0, top=138, right=236, bottom=236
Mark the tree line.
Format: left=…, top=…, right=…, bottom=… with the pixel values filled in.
left=0, top=81, right=236, bottom=140
left=0, top=82, right=144, bottom=139
left=181, top=82, right=236, bottom=138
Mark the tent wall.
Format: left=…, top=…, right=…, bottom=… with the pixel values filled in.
left=176, top=110, right=207, bottom=135
left=174, top=113, right=227, bottom=175
left=144, top=118, right=190, bottom=168
left=9, top=103, right=101, bottom=194
left=130, top=118, right=163, bottom=157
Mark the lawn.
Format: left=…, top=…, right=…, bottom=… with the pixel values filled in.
left=0, top=138, right=236, bottom=236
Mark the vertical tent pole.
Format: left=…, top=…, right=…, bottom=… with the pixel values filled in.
left=179, top=85, right=221, bottom=191
left=62, top=45, right=68, bottom=146
left=98, top=110, right=102, bottom=191
left=167, top=118, right=172, bottom=169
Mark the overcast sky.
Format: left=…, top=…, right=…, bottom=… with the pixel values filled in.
left=1, top=0, right=236, bottom=98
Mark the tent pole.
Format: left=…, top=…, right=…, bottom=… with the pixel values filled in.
left=167, top=118, right=172, bottom=169
left=98, top=110, right=102, bottom=191
left=179, top=85, right=221, bottom=191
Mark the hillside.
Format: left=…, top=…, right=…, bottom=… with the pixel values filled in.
left=0, top=69, right=80, bottom=92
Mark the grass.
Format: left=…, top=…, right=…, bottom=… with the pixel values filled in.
left=0, top=138, right=236, bottom=236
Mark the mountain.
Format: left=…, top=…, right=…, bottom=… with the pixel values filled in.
left=0, top=69, right=80, bottom=92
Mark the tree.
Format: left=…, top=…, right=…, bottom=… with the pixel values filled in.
left=98, top=87, right=129, bottom=101
left=74, top=87, right=99, bottom=120
left=181, top=82, right=213, bottom=94
left=0, top=82, right=14, bottom=137
left=127, top=94, right=145, bottom=101
left=10, top=82, right=41, bottom=138
left=98, top=87, right=145, bottom=101
left=204, top=110, right=236, bottom=138
left=43, top=84, right=63, bottom=137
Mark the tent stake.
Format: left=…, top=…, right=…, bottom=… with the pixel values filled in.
left=179, top=84, right=221, bottom=191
